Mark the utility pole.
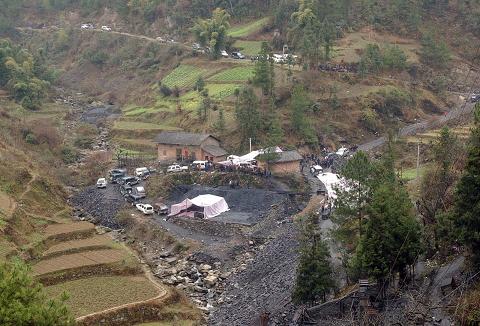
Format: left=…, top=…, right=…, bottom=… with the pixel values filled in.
left=416, top=142, right=421, bottom=179
left=249, top=137, right=252, bottom=153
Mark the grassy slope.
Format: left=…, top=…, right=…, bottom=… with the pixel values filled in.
left=228, top=17, right=271, bottom=38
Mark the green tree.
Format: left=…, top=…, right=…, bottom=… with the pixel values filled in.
left=0, top=260, right=74, bottom=325
left=194, top=76, right=205, bottom=92
left=418, top=127, right=462, bottom=252
left=235, top=87, right=261, bottom=150
left=358, top=44, right=383, bottom=76
left=293, top=213, right=335, bottom=304
left=262, top=99, right=284, bottom=149
left=253, top=42, right=274, bottom=96
left=291, top=85, right=317, bottom=145
left=191, top=8, right=230, bottom=59
left=197, top=89, right=211, bottom=121
left=453, top=104, right=480, bottom=265
left=356, top=182, right=423, bottom=286
left=420, top=32, right=451, bottom=68
left=213, top=108, right=226, bottom=135
left=334, top=151, right=375, bottom=239
left=383, top=45, right=407, bottom=70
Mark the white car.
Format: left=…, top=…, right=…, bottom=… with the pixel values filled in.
left=221, top=50, right=229, bottom=58
left=101, top=25, right=112, bottom=31
left=310, top=165, right=323, bottom=176
left=81, top=23, right=94, bottom=29
left=135, top=167, right=149, bottom=177
left=156, top=36, right=166, bottom=42
left=136, top=203, right=154, bottom=215
left=336, top=147, right=349, bottom=156
left=167, top=164, right=188, bottom=173
left=96, top=178, right=107, bottom=188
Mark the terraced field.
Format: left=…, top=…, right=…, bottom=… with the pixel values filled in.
left=208, top=66, right=255, bottom=82
left=32, top=248, right=130, bottom=275
left=44, top=276, right=161, bottom=317
left=42, top=234, right=114, bottom=257
left=232, top=40, right=263, bottom=56
left=161, top=65, right=207, bottom=89
left=228, top=17, right=270, bottom=38
left=206, top=83, right=241, bottom=99
left=43, top=221, right=95, bottom=238
left=113, top=121, right=182, bottom=131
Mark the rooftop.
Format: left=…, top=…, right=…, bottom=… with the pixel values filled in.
left=271, top=150, right=303, bottom=163
left=154, top=131, right=218, bottom=146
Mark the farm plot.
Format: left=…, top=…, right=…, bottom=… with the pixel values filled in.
left=206, top=83, right=241, bottom=100
left=42, top=235, right=114, bottom=257
left=43, top=221, right=95, bottom=238
left=228, top=17, right=270, bottom=38
left=113, top=121, right=181, bottom=131
left=44, top=275, right=160, bottom=317
left=32, top=248, right=129, bottom=275
left=232, top=40, right=263, bottom=56
left=161, top=65, right=207, bottom=89
left=208, top=66, right=255, bottom=82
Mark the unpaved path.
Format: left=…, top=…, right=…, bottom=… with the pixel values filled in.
left=358, top=102, right=476, bottom=152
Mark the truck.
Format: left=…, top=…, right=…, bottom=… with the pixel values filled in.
left=167, top=164, right=189, bottom=173
left=109, top=169, right=126, bottom=183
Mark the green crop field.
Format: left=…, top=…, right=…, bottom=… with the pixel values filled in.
left=208, top=66, right=255, bottom=82
left=161, top=65, right=206, bottom=89
left=233, top=40, right=263, bottom=56
left=206, top=84, right=241, bottom=99
left=228, top=17, right=270, bottom=38
left=113, top=121, right=181, bottom=131
left=44, top=276, right=160, bottom=317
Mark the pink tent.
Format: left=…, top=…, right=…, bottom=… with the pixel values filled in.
left=168, top=195, right=229, bottom=218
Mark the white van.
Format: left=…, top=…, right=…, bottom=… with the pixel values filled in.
left=192, top=160, right=208, bottom=170
left=135, top=167, right=149, bottom=177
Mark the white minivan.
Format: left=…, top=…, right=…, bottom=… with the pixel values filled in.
left=135, top=167, right=149, bottom=177
left=192, top=160, right=208, bottom=170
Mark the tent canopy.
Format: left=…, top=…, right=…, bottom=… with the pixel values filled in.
left=169, top=194, right=229, bottom=218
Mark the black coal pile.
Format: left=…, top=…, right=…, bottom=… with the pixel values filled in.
left=80, top=103, right=121, bottom=124
left=209, top=223, right=299, bottom=326
left=170, top=185, right=286, bottom=224
left=72, top=185, right=126, bottom=229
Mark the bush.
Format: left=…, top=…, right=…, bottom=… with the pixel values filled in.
left=60, top=146, right=79, bottom=164
left=84, top=50, right=109, bottom=66
left=420, top=32, right=451, bottom=68
left=25, top=133, right=37, bottom=144
left=74, top=135, right=93, bottom=149
left=159, top=84, right=172, bottom=96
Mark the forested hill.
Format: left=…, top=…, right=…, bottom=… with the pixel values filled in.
left=2, top=1, right=480, bottom=48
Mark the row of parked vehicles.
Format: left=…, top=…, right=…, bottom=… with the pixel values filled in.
left=80, top=23, right=112, bottom=31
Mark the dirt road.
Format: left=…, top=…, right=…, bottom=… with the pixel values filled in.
left=358, top=101, right=476, bottom=152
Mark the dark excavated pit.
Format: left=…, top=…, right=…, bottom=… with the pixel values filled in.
left=168, top=185, right=287, bottom=226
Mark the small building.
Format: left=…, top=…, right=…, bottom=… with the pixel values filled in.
left=260, top=150, right=303, bottom=175
left=154, top=131, right=227, bottom=163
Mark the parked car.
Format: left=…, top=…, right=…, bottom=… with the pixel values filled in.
left=118, top=176, right=139, bottom=186
left=471, top=93, right=480, bottom=103
left=109, top=169, right=126, bottom=183
left=135, top=167, right=149, bottom=177
left=231, top=52, right=245, bottom=59
left=153, top=202, right=168, bottom=215
left=167, top=164, right=189, bottom=173
left=221, top=50, right=229, bottom=58
left=81, top=23, right=94, bottom=29
left=101, top=25, right=112, bottom=31
left=310, top=165, right=323, bottom=176
left=156, top=36, right=166, bottom=42
left=120, top=184, right=133, bottom=196
left=130, top=186, right=146, bottom=200
left=136, top=203, right=154, bottom=215
left=191, top=160, right=208, bottom=171
left=96, top=178, right=107, bottom=188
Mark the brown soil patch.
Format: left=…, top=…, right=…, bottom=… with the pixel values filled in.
left=43, top=221, right=95, bottom=237
left=33, top=249, right=128, bottom=276
left=0, top=191, right=16, bottom=218
left=42, top=234, right=113, bottom=258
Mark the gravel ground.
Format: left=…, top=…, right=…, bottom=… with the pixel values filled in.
left=208, top=222, right=299, bottom=326
left=169, top=185, right=286, bottom=225
left=71, top=185, right=127, bottom=229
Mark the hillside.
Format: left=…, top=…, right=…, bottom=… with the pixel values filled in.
left=0, top=98, right=201, bottom=325
left=0, top=1, right=479, bottom=325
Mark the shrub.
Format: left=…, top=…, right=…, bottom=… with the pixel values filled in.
left=159, top=84, right=172, bottom=97
left=60, top=146, right=79, bottom=164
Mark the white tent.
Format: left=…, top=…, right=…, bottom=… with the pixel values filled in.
left=219, top=147, right=283, bottom=166
left=169, top=194, right=229, bottom=218
left=317, top=172, right=346, bottom=200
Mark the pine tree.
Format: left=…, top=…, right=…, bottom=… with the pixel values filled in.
left=293, top=214, right=335, bottom=304
left=357, top=183, right=423, bottom=285
left=253, top=42, right=274, bottom=96
left=291, top=85, right=317, bottom=145
left=213, top=108, right=226, bottom=135
left=0, top=260, right=74, bottom=325
left=454, top=104, right=480, bottom=265
left=235, top=87, right=261, bottom=150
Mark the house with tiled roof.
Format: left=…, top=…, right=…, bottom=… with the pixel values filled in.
left=154, top=131, right=227, bottom=163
